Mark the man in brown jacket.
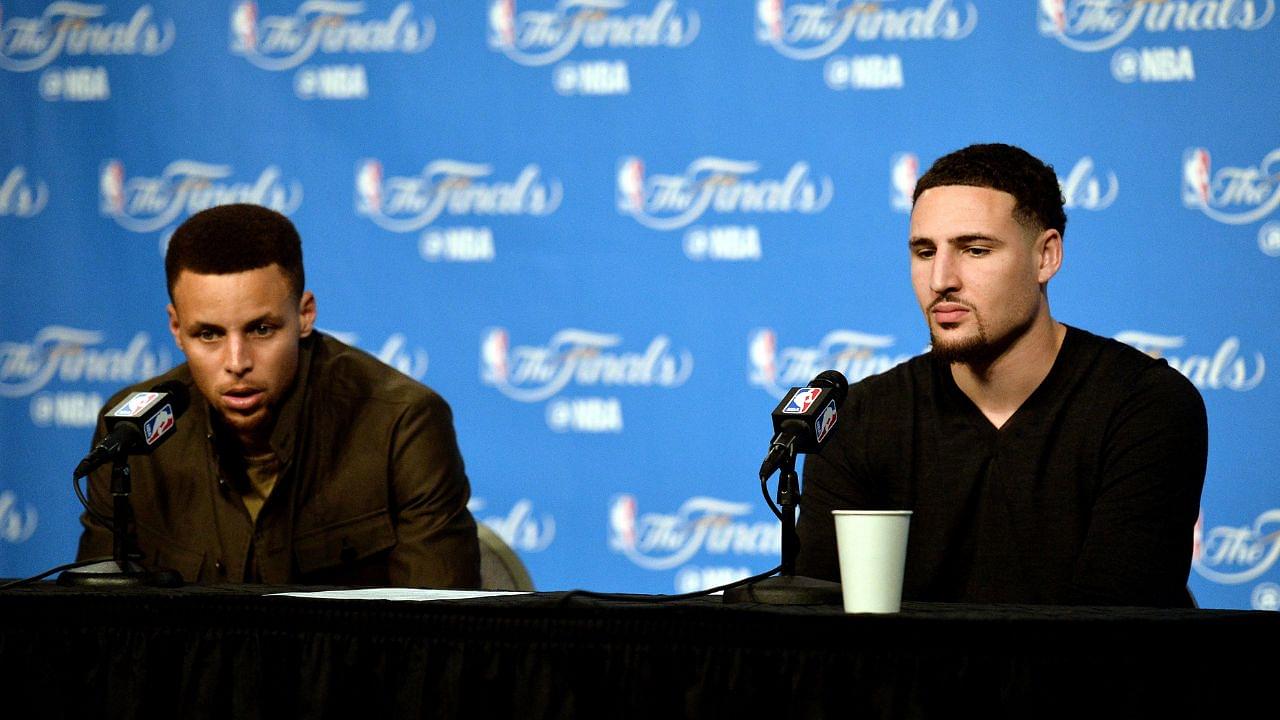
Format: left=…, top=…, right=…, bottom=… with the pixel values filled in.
left=76, top=203, right=480, bottom=587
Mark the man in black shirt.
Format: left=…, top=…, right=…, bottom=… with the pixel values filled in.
left=796, top=144, right=1207, bottom=606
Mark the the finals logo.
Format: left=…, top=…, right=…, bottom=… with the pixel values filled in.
left=0, top=3, right=175, bottom=72
left=1038, top=0, right=1275, bottom=83
left=0, top=3, right=176, bottom=101
left=756, top=0, right=978, bottom=90
left=230, top=1, right=434, bottom=70
left=1037, top=0, right=1275, bottom=52
left=1180, top=147, right=1280, bottom=256
left=354, top=158, right=562, bottom=262
left=488, top=1, right=699, bottom=95
left=229, top=1, right=435, bottom=99
left=616, top=155, right=834, bottom=231
left=616, top=155, right=834, bottom=261
left=98, top=159, right=303, bottom=236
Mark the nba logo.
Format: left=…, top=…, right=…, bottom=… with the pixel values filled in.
left=890, top=152, right=919, bottom=213
left=814, top=401, right=837, bottom=443
left=784, top=387, right=822, bottom=414
left=1182, top=148, right=1212, bottom=208
left=616, top=157, right=646, bottom=214
left=99, top=160, right=125, bottom=216
left=756, top=0, right=784, bottom=41
left=355, top=159, right=383, bottom=214
left=481, top=328, right=510, bottom=383
left=489, top=0, right=516, bottom=48
left=749, top=329, right=777, bottom=385
left=231, top=1, right=258, bottom=53
left=143, top=404, right=175, bottom=445
left=1038, top=0, right=1067, bottom=35
left=609, top=494, right=638, bottom=550
left=112, top=391, right=159, bottom=418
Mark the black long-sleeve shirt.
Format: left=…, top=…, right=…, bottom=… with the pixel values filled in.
left=797, top=325, right=1207, bottom=607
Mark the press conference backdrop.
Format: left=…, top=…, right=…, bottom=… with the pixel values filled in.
left=1, top=1, right=1278, bottom=609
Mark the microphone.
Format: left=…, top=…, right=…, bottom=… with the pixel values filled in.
left=759, top=370, right=849, bottom=480
left=74, top=381, right=190, bottom=478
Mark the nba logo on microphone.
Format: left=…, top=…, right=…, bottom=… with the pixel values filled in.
left=143, top=404, right=174, bottom=445
left=112, top=392, right=160, bottom=418
left=784, top=388, right=822, bottom=414
left=814, top=401, right=837, bottom=443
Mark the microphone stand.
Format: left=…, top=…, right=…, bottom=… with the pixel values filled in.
left=59, top=459, right=182, bottom=588
left=724, top=445, right=840, bottom=605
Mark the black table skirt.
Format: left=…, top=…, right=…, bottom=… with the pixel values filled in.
left=0, top=583, right=1275, bottom=718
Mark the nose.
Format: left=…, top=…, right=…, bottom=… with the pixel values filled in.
left=224, top=334, right=253, bottom=377
left=929, top=248, right=960, bottom=296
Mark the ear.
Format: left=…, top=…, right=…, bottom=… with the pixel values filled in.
left=297, top=291, right=317, bottom=338
left=1036, top=228, right=1063, bottom=285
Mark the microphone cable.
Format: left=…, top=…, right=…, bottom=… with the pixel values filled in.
left=73, top=470, right=116, bottom=533
left=0, top=557, right=112, bottom=591
left=555, top=564, right=782, bottom=605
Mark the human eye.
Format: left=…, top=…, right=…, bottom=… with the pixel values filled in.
left=251, top=323, right=276, bottom=338
left=910, top=243, right=935, bottom=259
left=196, top=328, right=221, bottom=342
left=964, top=245, right=992, bottom=257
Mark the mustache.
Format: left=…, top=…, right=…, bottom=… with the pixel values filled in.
left=928, top=295, right=975, bottom=311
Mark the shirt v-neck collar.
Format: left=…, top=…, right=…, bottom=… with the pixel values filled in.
left=932, top=325, right=1080, bottom=434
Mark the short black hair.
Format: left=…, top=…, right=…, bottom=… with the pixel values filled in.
left=165, top=204, right=305, bottom=300
left=912, top=143, right=1067, bottom=238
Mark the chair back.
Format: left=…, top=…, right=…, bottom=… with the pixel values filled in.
left=477, top=523, right=535, bottom=591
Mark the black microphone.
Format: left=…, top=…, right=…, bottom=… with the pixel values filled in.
left=759, top=370, right=849, bottom=480
left=74, top=381, right=190, bottom=478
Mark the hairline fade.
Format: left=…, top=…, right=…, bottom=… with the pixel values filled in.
left=911, top=143, right=1067, bottom=239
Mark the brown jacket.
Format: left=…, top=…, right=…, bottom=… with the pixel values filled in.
left=77, top=333, right=480, bottom=588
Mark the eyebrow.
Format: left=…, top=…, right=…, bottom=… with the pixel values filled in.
left=909, top=233, right=1005, bottom=247
left=185, top=313, right=282, bottom=333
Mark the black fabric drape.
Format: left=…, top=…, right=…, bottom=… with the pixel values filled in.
left=0, top=584, right=1273, bottom=718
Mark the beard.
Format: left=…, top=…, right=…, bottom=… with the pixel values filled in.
left=930, top=324, right=992, bottom=364
left=927, top=299, right=1034, bottom=367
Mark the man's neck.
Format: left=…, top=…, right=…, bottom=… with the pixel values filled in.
left=235, top=432, right=274, bottom=456
left=211, top=414, right=276, bottom=458
left=950, top=314, right=1067, bottom=429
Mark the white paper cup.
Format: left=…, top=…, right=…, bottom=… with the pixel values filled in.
left=832, top=510, right=912, bottom=613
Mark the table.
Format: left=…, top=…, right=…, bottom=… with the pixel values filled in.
left=0, top=583, right=1275, bottom=718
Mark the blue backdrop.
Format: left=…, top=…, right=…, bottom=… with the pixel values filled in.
left=2, top=1, right=1278, bottom=610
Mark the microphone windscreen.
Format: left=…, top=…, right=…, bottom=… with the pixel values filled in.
left=812, top=370, right=849, bottom=405
left=148, top=380, right=191, bottom=417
